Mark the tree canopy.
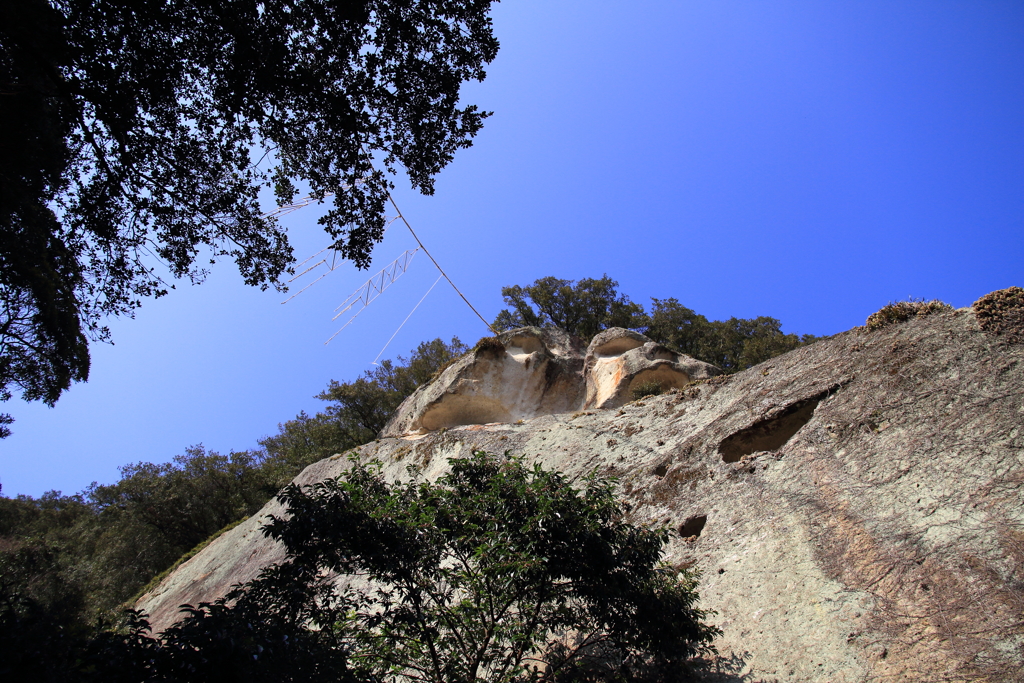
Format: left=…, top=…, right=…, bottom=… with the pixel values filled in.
left=493, top=275, right=647, bottom=341
left=0, top=0, right=499, bottom=430
left=263, top=451, right=719, bottom=681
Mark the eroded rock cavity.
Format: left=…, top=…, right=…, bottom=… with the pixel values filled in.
left=718, top=386, right=838, bottom=462
left=584, top=328, right=723, bottom=409
left=679, top=514, right=708, bottom=539
left=381, top=327, right=587, bottom=437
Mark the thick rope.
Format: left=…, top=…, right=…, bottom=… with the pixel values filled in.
left=387, top=194, right=496, bottom=334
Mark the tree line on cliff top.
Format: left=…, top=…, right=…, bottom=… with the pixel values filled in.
left=492, top=275, right=820, bottom=372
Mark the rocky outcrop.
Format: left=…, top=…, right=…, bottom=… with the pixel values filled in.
left=138, top=309, right=1024, bottom=681
left=383, top=326, right=719, bottom=437
left=584, top=328, right=723, bottom=409
left=381, top=327, right=586, bottom=437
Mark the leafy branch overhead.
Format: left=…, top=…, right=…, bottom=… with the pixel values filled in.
left=0, top=0, right=499, bottom=424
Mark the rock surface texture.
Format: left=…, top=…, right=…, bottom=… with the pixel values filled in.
left=584, top=327, right=723, bottom=409
left=382, top=326, right=720, bottom=437
left=381, top=327, right=587, bottom=437
left=138, top=309, right=1024, bottom=682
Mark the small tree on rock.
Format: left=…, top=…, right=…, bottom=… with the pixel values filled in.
left=493, top=276, right=646, bottom=341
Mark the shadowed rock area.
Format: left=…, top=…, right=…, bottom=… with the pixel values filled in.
left=138, top=308, right=1024, bottom=682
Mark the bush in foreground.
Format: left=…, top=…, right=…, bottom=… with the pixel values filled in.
left=90, top=452, right=720, bottom=682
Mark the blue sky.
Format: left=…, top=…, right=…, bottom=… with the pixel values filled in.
left=3, top=0, right=1022, bottom=497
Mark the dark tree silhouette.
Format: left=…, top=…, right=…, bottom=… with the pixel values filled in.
left=0, top=0, right=499, bottom=429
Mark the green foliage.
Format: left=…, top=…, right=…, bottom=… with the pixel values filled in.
left=0, top=564, right=90, bottom=683
left=257, top=451, right=719, bottom=681
left=0, top=0, right=499, bottom=431
left=5, top=453, right=719, bottom=681
left=0, top=446, right=275, bottom=622
left=79, top=446, right=275, bottom=611
left=644, top=298, right=819, bottom=373
left=128, top=516, right=250, bottom=609
left=493, top=275, right=646, bottom=341
left=642, top=298, right=714, bottom=360
left=260, top=337, right=468, bottom=485
left=865, top=299, right=953, bottom=331
left=257, top=410, right=353, bottom=488
left=80, top=565, right=356, bottom=683
left=0, top=493, right=93, bottom=682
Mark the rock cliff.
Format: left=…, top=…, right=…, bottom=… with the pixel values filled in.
left=137, top=303, right=1024, bottom=682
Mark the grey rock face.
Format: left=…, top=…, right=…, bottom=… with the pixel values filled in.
left=138, top=310, right=1024, bottom=681
left=584, top=328, right=723, bottom=409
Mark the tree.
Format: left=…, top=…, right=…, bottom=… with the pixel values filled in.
left=254, top=451, right=719, bottom=681
left=78, top=446, right=275, bottom=610
left=493, top=276, right=646, bottom=341
left=0, top=446, right=277, bottom=620
left=643, top=299, right=817, bottom=373
left=0, top=491, right=93, bottom=683
left=643, top=298, right=716, bottom=362
left=80, top=565, right=356, bottom=683
left=0, top=0, right=499, bottom=430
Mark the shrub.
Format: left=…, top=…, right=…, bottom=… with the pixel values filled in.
left=866, top=299, right=953, bottom=331
left=473, top=335, right=506, bottom=355
left=973, top=287, right=1024, bottom=344
left=631, top=380, right=665, bottom=401
left=91, top=452, right=719, bottom=682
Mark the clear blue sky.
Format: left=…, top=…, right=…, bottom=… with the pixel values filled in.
left=3, top=0, right=1022, bottom=497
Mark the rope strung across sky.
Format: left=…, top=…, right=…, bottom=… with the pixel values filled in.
left=386, top=194, right=496, bottom=334
left=278, top=190, right=496, bottom=346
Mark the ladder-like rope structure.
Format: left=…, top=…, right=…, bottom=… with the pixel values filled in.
left=276, top=188, right=495, bottom=348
